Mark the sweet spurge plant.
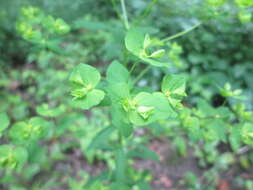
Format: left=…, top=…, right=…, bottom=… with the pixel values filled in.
left=67, top=28, right=188, bottom=187
left=1, top=0, right=253, bottom=189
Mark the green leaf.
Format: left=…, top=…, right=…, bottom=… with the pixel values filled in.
left=110, top=183, right=130, bottom=190
left=111, top=108, right=133, bottom=137
left=69, top=63, right=101, bottom=87
left=115, top=148, right=126, bottom=183
left=135, top=182, right=152, bottom=190
left=235, top=0, right=253, bottom=7
left=229, top=125, right=242, bottom=152
left=106, top=60, right=130, bottom=84
left=162, top=74, right=186, bottom=105
left=173, top=137, right=187, bottom=156
left=143, top=34, right=151, bottom=49
left=10, top=186, right=27, bottom=190
left=137, top=106, right=154, bottom=120
left=0, top=112, right=10, bottom=133
left=125, top=28, right=168, bottom=67
left=162, top=74, right=186, bottom=94
left=36, top=104, right=66, bottom=117
left=73, top=20, right=110, bottom=31
left=125, top=27, right=144, bottom=56
left=118, top=122, right=133, bottom=138
left=111, top=104, right=130, bottom=126
left=53, top=18, right=70, bottom=34
left=149, top=49, right=165, bottom=58
left=183, top=116, right=201, bottom=141
left=110, top=99, right=133, bottom=137
left=72, top=89, right=105, bottom=110
left=148, top=92, right=177, bottom=118
left=87, top=126, right=115, bottom=151
left=107, top=83, right=131, bottom=102
left=242, top=123, right=253, bottom=145
left=128, top=145, right=159, bottom=161
left=9, top=117, right=49, bottom=143
left=14, top=146, right=28, bottom=170
left=141, top=57, right=168, bottom=67
left=206, top=119, right=227, bottom=142
left=0, top=145, right=28, bottom=170
left=238, top=10, right=252, bottom=24
left=69, top=64, right=105, bottom=109
left=197, top=99, right=217, bottom=117
left=206, top=0, right=226, bottom=6
left=128, top=92, right=177, bottom=126
left=161, top=74, right=186, bottom=107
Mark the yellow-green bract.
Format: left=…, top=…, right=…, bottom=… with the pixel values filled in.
left=69, top=63, right=105, bottom=110
left=125, top=27, right=168, bottom=67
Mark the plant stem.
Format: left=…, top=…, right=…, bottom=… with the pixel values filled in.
left=134, top=0, right=158, bottom=24
left=162, top=22, right=202, bottom=42
left=123, top=48, right=129, bottom=67
left=120, top=0, right=129, bottom=29
left=118, top=130, right=123, bottom=146
left=133, top=65, right=151, bottom=85
left=237, top=146, right=251, bottom=155
left=129, top=61, right=139, bottom=74
left=111, top=0, right=122, bottom=21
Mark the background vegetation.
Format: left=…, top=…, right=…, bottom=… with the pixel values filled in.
left=0, top=0, right=253, bottom=189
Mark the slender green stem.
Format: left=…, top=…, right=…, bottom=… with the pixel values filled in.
left=162, top=22, right=202, bottom=42
left=134, top=0, right=158, bottom=24
left=129, top=61, right=139, bottom=74
left=120, top=0, right=129, bottom=29
left=111, top=0, right=122, bottom=21
left=133, top=65, right=151, bottom=85
left=123, top=48, right=129, bottom=67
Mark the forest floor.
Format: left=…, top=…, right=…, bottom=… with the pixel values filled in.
left=49, top=137, right=252, bottom=190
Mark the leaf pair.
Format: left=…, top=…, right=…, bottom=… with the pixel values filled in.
left=0, top=112, right=10, bottom=136
left=242, top=123, right=253, bottom=145
left=69, top=64, right=105, bottom=110
left=124, top=92, right=177, bottom=126
left=36, top=104, right=66, bottom=117
left=9, top=117, right=49, bottom=144
left=161, top=74, right=187, bottom=108
left=125, top=27, right=168, bottom=67
left=235, top=0, right=253, bottom=7
left=17, top=6, right=70, bottom=45
left=206, top=0, right=226, bottom=6
left=0, top=145, right=27, bottom=170
left=106, top=61, right=179, bottom=126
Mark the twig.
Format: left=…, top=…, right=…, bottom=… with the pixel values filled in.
left=133, top=65, right=151, bottom=85
left=120, top=0, right=129, bottom=29
left=236, top=146, right=251, bottom=155
left=162, top=22, right=202, bottom=42
left=129, top=61, right=139, bottom=74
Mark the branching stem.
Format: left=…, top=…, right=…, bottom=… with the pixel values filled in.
left=133, top=65, right=151, bottom=85
left=134, top=0, right=158, bottom=24
left=162, top=22, right=202, bottom=42
left=120, top=0, right=129, bottom=29
left=129, top=61, right=139, bottom=74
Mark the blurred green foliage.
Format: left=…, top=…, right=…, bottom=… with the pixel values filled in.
left=0, top=0, right=253, bottom=190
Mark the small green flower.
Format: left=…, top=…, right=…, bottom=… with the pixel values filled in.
left=238, top=10, right=252, bottom=23
left=122, top=98, right=138, bottom=112
left=69, top=64, right=105, bottom=110
left=235, top=0, right=253, bottom=8
left=137, top=106, right=154, bottom=120
left=0, top=145, right=27, bottom=170
left=242, top=123, right=253, bottom=145
left=71, top=84, right=93, bottom=100
left=54, top=18, right=70, bottom=34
